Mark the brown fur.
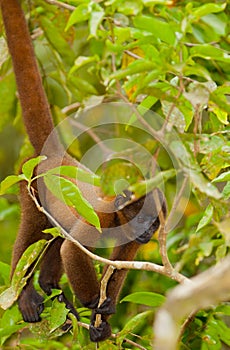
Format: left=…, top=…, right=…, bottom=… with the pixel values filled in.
left=1, top=0, right=166, bottom=342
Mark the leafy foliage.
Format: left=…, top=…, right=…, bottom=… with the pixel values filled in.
left=0, top=0, right=229, bottom=349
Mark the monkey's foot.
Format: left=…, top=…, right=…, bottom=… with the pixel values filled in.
left=135, top=219, right=160, bottom=244
left=95, top=297, right=116, bottom=315
left=39, top=279, right=80, bottom=321
left=57, top=293, right=80, bottom=320
left=89, top=320, right=111, bottom=342
left=19, top=288, right=44, bottom=323
left=135, top=230, right=152, bottom=244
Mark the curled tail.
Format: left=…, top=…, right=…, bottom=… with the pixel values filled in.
left=1, top=0, right=61, bottom=155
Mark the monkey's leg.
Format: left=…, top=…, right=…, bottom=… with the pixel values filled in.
left=61, top=240, right=100, bottom=309
left=104, top=241, right=140, bottom=309
left=38, top=237, right=64, bottom=295
left=89, top=241, right=140, bottom=342
left=12, top=181, right=50, bottom=322
left=39, top=237, right=79, bottom=320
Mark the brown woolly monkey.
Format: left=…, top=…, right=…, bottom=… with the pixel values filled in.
left=0, top=0, right=167, bottom=342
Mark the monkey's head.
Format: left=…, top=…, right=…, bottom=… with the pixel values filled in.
left=115, top=189, right=166, bottom=244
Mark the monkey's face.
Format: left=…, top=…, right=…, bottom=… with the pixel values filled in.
left=115, top=190, right=165, bottom=244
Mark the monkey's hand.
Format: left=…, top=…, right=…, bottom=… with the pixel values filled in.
left=95, top=297, right=116, bottom=315
left=89, top=298, right=115, bottom=342
left=135, top=217, right=160, bottom=244
left=18, top=288, right=44, bottom=323
left=89, top=319, right=111, bottom=342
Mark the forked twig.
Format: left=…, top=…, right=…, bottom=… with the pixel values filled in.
left=44, top=0, right=75, bottom=11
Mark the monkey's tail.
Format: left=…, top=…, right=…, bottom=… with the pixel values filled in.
left=1, top=0, right=62, bottom=155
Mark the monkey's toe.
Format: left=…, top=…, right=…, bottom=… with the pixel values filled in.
left=135, top=219, right=160, bottom=244
left=89, top=320, right=111, bottom=342
left=57, top=293, right=80, bottom=320
left=19, top=290, right=44, bottom=323
left=95, top=297, right=116, bottom=315
left=135, top=230, right=152, bottom=244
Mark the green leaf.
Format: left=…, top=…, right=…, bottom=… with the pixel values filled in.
left=0, top=198, right=18, bottom=220
left=215, top=304, right=230, bottom=316
left=101, top=161, right=141, bottom=196
left=129, top=169, right=176, bottom=197
left=110, top=59, right=156, bottom=80
left=0, top=287, right=17, bottom=311
left=0, top=262, right=10, bottom=285
left=215, top=244, right=227, bottom=261
left=117, top=310, right=152, bottom=345
left=121, top=292, right=165, bottom=307
left=192, top=3, right=226, bottom=18
left=213, top=170, right=230, bottom=183
left=43, top=227, right=62, bottom=238
left=49, top=298, right=69, bottom=332
left=44, top=174, right=101, bottom=231
left=70, top=55, right=99, bottom=75
left=0, top=73, right=17, bottom=131
left=12, top=240, right=47, bottom=290
left=196, top=204, right=213, bottom=232
left=69, top=313, right=79, bottom=342
left=22, top=156, right=47, bottom=181
left=40, top=17, right=75, bottom=65
left=0, top=240, right=47, bottom=310
left=189, top=170, right=222, bottom=199
left=215, top=219, right=230, bottom=244
left=0, top=174, right=25, bottom=195
left=47, top=165, right=101, bottom=186
left=52, top=106, right=81, bottom=159
left=70, top=76, right=98, bottom=95
left=209, top=318, right=230, bottom=346
left=211, top=106, right=228, bottom=125
left=0, top=305, right=25, bottom=345
left=134, top=15, right=176, bottom=45
left=190, top=45, right=230, bottom=63
left=65, top=4, right=90, bottom=31
left=89, top=9, right=104, bottom=37
left=117, top=0, right=143, bottom=16
left=222, top=182, right=230, bottom=199
left=199, top=242, right=213, bottom=257
left=127, top=95, right=158, bottom=126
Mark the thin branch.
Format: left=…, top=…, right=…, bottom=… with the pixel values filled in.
left=122, top=337, right=147, bottom=350
left=109, top=18, right=123, bottom=96
left=160, top=87, right=183, bottom=134
left=117, top=92, right=163, bottom=142
left=79, top=321, right=147, bottom=349
left=178, top=311, right=196, bottom=341
left=193, top=104, right=201, bottom=157
left=154, top=256, right=230, bottom=350
left=31, top=28, right=44, bottom=40
left=44, top=0, right=75, bottom=11
left=95, top=265, right=115, bottom=328
left=62, top=102, right=81, bottom=114
left=154, top=190, right=172, bottom=272
left=158, top=225, right=173, bottom=273
left=124, top=50, right=143, bottom=60
left=166, top=175, right=189, bottom=231
left=28, top=186, right=189, bottom=284
left=70, top=119, right=111, bottom=155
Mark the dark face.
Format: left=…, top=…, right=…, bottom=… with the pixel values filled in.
left=115, top=189, right=166, bottom=244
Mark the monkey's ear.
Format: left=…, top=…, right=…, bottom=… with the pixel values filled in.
left=114, top=190, right=133, bottom=210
